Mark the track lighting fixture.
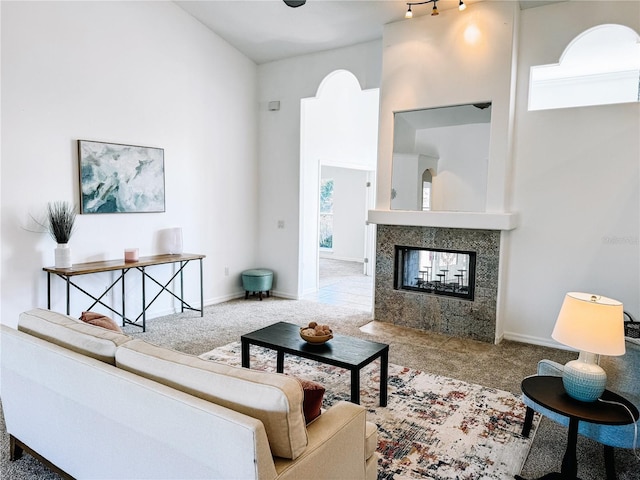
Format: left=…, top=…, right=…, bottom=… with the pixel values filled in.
left=405, top=0, right=466, bottom=18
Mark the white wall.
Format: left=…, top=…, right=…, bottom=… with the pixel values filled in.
left=378, top=2, right=517, bottom=213
left=257, top=41, right=382, bottom=298
left=391, top=154, right=424, bottom=210
left=0, top=1, right=259, bottom=327
left=503, top=1, right=640, bottom=346
left=377, top=2, right=517, bottom=342
left=415, top=123, right=490, bottom=212
left=375, top=0, right=639, bottom=346
left=390, top=153, right=438, bottom=211
left=5, top=1, right=635, bottom=349
left=320, top=166, right=368, bottom=263
left=392, top=114, right=416, bottom=153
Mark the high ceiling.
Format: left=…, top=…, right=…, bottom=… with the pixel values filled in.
left=175, top=0, right=563, bottom=64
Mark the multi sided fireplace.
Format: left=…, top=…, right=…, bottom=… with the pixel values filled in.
left=394, top=246, right=476, bottom=301
left=376, top=226, right=500, bottom=342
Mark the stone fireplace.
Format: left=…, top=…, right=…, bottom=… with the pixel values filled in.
left=374, top=224, right=501, bottom=343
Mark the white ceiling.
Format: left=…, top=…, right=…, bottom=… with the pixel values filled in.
left=175, top=0, right=563, bottom=64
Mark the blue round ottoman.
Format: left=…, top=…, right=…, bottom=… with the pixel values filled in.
left=241, top=269, right=274, bottom=301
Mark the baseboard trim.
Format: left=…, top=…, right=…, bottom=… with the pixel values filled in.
left=205, top=292, right=246, bottom=305
left=502, top=331, right=572, bottom=351
left=319, top=255, right=364, bottom=263
left=144, top=291, right=301, bottom=316
left=213, top=290, right=299, bottom=301
left=271, top=290, right=298, bottom=300
left=137, top=293, right=244, bottom=320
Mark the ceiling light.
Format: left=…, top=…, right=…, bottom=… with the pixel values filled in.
left=405, top=1, right=466, bottom=19
left=405, top=5, right=413, bottom=19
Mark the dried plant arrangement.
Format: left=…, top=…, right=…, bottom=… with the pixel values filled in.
left=45, top=201, right=76, bottom=244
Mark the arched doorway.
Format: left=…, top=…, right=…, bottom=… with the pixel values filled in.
left=299, top=70, right=379, bottom=310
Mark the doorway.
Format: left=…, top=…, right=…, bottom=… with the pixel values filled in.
left=306, top=257, right=374, bottom=312
left=299, top=70, right=379, bottom=308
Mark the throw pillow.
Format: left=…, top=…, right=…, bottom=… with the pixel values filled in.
left=80, top=311, right=123, bottom=333
left=295, top=376, right=325, bottom=423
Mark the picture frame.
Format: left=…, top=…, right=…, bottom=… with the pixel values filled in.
left=78, top=140, right=165, bottom=214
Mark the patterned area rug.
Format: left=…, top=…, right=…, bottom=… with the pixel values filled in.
left=200, top=342, right=539, bottom=480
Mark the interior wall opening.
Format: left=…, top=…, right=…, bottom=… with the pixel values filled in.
left=299, top=69, right=379, bottom=311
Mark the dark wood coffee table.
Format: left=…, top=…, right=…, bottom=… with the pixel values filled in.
left=241, top=321, right=389, bottom=406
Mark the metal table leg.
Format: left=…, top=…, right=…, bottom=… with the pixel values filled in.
left=66, top=277, right=70, bottom=315
left=122, top=270, right=126, bottom=327
left=200, top=258, right=204, bottom=316
left=180, top=261, right=185, bottom=313
left=47, top=273, right=51, bottom=309
left=141, top=266, right=146, bottom=332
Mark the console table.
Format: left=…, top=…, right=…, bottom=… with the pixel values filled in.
left=43, top=253, right=205, bottom=332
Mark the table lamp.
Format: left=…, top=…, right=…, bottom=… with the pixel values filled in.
left=551, top=292, right=625, bottom=402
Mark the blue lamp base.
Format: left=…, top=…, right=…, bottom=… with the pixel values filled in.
left=562, top=352, right=607, bottom=402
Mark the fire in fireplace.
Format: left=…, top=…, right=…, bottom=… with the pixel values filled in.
left=394, top=246, right=476, bottom=300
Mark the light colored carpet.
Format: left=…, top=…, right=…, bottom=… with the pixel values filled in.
left=1, top=297, right=638, bottom=479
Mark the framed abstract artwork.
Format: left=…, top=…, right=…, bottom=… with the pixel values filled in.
left=78, top=140, right=165, bottom=214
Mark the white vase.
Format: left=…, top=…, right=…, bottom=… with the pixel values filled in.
left=55, top=243, right=72, bottom=269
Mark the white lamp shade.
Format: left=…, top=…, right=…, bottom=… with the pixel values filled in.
left=552, top=292, right=625, bottom=356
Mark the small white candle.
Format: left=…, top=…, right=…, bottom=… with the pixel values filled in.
left=124, top=248, right=139, bottom=262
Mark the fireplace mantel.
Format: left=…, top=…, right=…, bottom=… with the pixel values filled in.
left=367, top=210, right=518, bottom=231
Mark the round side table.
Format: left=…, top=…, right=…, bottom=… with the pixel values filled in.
left=518, top=375, right=638, bottom=480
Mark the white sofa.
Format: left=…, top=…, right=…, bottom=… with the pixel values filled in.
left=1, top=309, right=378, bottom=479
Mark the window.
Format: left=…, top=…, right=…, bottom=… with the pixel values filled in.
left=319, top=179, right=334, bottom=249
left=529, top=24, right=640, bottom=111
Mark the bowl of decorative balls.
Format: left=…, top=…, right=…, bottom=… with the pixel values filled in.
left=300, top=322, right=333, bottom=344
